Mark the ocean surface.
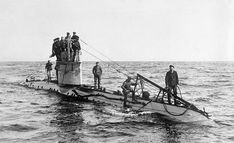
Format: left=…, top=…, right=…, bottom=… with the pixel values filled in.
left=0, top=61, right=233, bottom=143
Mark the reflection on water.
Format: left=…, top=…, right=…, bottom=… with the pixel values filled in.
left=49, top=97, right=84, bottom=142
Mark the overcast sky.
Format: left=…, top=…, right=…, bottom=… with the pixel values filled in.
left=0, top=0, right=233, bottom=61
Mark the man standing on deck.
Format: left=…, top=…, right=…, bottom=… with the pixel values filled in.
left=45, top=60, right=53, bottom=82
left=165, top=65, right=179, bottom=105
left=92, top=62, right=102, bottom=89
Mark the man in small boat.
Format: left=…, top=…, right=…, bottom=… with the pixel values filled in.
left=92, top=62, right=102, bottom=89
left=45, top=60, right=53, bottom=82
left=121, top=77, right=136, bottom=107
left=71, top=32, right=81, bottom=62
left=49, top=38, right=61, bottom=61
left=165, top=65, right=179, bottom=105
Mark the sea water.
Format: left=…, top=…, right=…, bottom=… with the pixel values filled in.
left=0, top=61, right=233, bottom=143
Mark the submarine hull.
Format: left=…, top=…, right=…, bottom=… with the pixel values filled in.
left=21, top=79, right=209, bottom=123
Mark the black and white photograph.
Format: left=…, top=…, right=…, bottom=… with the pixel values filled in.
left=0, top=0, right=233, bottom=142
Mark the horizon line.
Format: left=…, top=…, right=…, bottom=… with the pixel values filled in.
left=0, top=60, right=233, bottom=62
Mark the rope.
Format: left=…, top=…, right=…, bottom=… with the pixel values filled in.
left=161, top=88, right=210, bottom=118
left=81, top=48, right=129, bottom=77
left=177, top=85, right=182, bottom=99
left=80, top=39, right=131, bottom=75
left=162, top=93, right=190, bottom=116
left=163, top=103, right=190, bottom=116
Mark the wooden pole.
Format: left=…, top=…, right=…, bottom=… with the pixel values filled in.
left=67, top=35, right=71, bottom=61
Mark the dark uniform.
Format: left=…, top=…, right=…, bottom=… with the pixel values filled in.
left=165, top=66, right=179, bottom=104
left=121, top=78, right=134, bottom=107
left=92, top=63, right=102, bottom=89
left=50, top=38, right=61, bottom=82
left=71, top=34, right=81, bottom=61
left=71, top=34, right=79, bottom=41
left=50, top=38, right=61, bottom=61
left=59, top=38, right=67, bottom=52
left=45, top=61, right=53, bottom=81
left=58, top=38, right=68, bottom=62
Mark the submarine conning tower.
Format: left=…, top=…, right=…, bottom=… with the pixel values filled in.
left=56, top=34, right=82, bottom=86
left=57, top=61, right=82, bottom=85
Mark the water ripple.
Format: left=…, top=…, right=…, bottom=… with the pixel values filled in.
left=0, top=124, right=37, bottom=132
left=0, top=61, right=233, bottom=143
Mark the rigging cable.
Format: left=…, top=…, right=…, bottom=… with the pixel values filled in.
left=81, top=47, right=129, bottom=77
left=80, top=38, right=192, bottom=116
left=162, top=92, right=190, bottom=116
left=80, top=39, right=132, bottom=74
left=177, top=85, right=183, bottom=99
left=163, top=103, right=190, bottom=116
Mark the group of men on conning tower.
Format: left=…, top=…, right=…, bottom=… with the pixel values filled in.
left=50, top=32, right=81, bottom=62
left=45, top=32, right=179, bottom=107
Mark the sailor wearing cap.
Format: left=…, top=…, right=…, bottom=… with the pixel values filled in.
left=45, top=60, right=53, bottom=82
left=71, top=32, right=81, bottom=62
left=165, top=65, right=179, bottom=105
left=92, top=62, right=102, bottom=89
left=71, top=32, right=79, bottom=41
left=50, top=37, right=61, bottom=61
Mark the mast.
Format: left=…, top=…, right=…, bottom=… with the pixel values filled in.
left=67, top=35, right=72, bottom=61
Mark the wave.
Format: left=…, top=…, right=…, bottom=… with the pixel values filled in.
left=213, top=120, right=233, bottom=127
left=208, top=80, right=231, bottom=83
left=180, top=83, right=215, bottom=88
left=34, top=110, right=53, bottom=114
left=14, top=100, right=24, bottom=103
left=104, top=81, right=114, bottom=85
left=103, top=76, right=122, bottom=80
left=80, top=129, right=135, bottom=137
left=220, top=75, right=231, bottom=78
left=30, top=102, right=39, bottom=105
left=89, top=120, right=160, bottom=128
left=194, top=97, right=211, bottom=102
left=7, top=90, right=16, bottom=93
left=0, top=124, right=37, bottom=132
left=228, top=137, right=234, bottom=142
left=207, top=93, right=223, bottom=99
